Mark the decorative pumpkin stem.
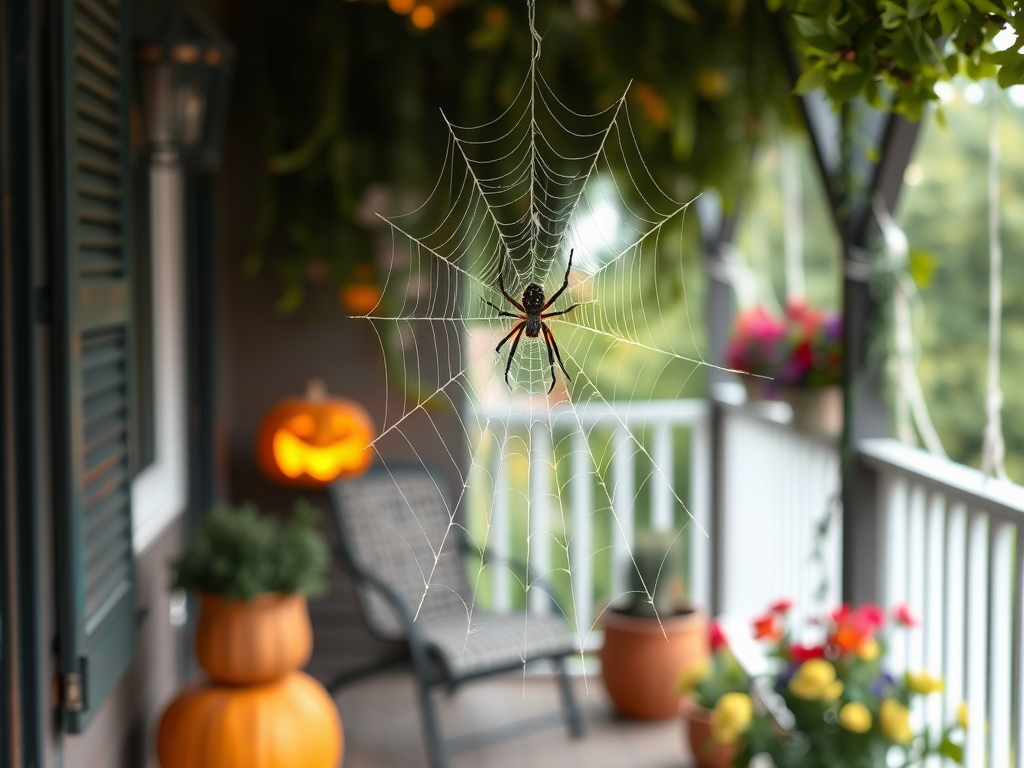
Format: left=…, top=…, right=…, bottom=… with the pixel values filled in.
left=306, top=378, right=327, bottom=402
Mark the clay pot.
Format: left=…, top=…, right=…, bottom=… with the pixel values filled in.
left=195, top=591, right=313, bottom=685
left=599, top=607, right=709, bottom=719
left=683, top=700, right=738, bottom=768
left=781, top=385, right=843, bottom=436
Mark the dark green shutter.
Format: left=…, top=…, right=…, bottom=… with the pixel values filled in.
left=52, top=0, right=135, bottom=733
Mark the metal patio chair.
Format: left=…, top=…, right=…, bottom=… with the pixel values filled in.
left=328, top=465, right=585, bottom=768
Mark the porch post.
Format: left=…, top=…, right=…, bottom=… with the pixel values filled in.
left=840, top=114, right=920, bottom=606
left=699, top=196, right=736, bottom=615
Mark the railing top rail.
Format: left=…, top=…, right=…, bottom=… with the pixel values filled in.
left=859, top=437, right=1024, bottom=523
left=471, top=398, right=708, bottom=427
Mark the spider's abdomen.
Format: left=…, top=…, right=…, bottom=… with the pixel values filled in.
left=522, top=283, right=545, bottom=316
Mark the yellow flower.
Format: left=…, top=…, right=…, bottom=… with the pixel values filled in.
left=838, top=701, right=872, bottom=733
left=711, top=692, right=753, bottom=745
left=957, top=701, right=969, bottom=730
left=906, top=671, right=945, bottom=695
left=823, top=680, right=844, bottom=700
left=857, top=638, right=880, bottom=661
left=788, top=659, right=837, bottom=700
left=676, top=661, right=709, bottom=695
left=880, top=699, right=913, bottom=744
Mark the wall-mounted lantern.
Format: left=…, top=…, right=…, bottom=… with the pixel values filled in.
left=134, top=2, right=235, bottom=169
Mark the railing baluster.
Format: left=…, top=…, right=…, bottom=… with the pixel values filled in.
left=611, top=425, right=635, bottom=603
left=965, top=510, right=990, bottom=767
left=923, top=490, right=946, bottom=758
left=943, top=502, right=968, bottom=755
left=651, top=422, right=673, bottom=532
left=886, top=476, right=910, bottom=673
left=571, top=428, right=594, bottom=644
left=988, top=519, right=1013, bottom=768
left=490, top=427, right=511, bottom=613
left=529, top=420, right=552, bottom=615
left=689, top=415, right=710, bottom=611
left=907, top=483, right=927, bottom=686
left=1013, top=527, right=1024, bottom=768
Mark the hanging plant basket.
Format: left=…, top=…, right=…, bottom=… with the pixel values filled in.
left=781, top=385, right=842, bottom=436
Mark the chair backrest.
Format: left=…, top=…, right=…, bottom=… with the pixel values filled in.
left=330, top=466, right=471, bottom=640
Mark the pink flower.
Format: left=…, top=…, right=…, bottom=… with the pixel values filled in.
left=709, top=621, right=728, bottom=652
left=892, top=603, right=918, bottom=628
left=856, top=603, right=885, bottom=631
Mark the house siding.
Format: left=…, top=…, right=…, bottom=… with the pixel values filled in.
left=62, top=517, right=185, bottom=768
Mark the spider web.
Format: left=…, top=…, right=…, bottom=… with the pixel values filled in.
left=353, top=1, right=733, bottom=682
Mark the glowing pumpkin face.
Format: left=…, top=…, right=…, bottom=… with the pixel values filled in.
left=256, top=380, right=375, bottom=488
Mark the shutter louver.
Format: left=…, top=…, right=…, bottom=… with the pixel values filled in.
left=53, top=0, right=136, bottom=733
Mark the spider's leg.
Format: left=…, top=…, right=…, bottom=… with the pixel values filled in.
left=542, top=248, right=574, bottom=310
left=482, top=299, right=522, bottom=319
left=542, top=324, right=559, bottom=394
left=498, top=273, right=525, bottom=312
left=496, top=321, right=525, bottom=353
left=541, top=303, right=579, bottom=319
left=504, top=324, right=526, bottom=390
left=544, top=323, right=571, bottom=382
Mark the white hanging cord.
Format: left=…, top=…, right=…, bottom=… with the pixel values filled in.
left=873, top=195, right=947, bottom=458
left=751, top=208, right=782, bottom=315
left=717, top=243, right=762, bottom=311
left=781, top=137, right=805, bottom=303
left=981, top=84, right=1008, bottom=480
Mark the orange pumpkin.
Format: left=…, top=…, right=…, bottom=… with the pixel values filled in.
left=195, top=591, right=313, bottom=685
left=256, top=379, right=375, bottom=488
left=157, top=672, right=343, bottom=768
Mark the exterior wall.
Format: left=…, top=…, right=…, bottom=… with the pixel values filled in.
left=62, top=518, right=186, bottom=768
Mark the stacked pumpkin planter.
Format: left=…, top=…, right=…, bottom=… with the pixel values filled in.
left=158, top=592, right=343, bottom=768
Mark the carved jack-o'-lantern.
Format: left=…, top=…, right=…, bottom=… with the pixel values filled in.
left=256, top=380, right=375, bottom=487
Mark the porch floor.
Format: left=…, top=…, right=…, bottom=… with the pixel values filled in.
left=333, top=670, right=692, bottom=768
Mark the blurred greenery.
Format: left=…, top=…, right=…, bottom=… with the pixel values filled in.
left=229, top=0, right=794, bottom=314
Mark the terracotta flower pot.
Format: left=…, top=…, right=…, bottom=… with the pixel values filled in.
left=195, top=591, right=313, bottom=685
left=781, top=385, right=843, bottom=436
left=599, top=607, right=709, bottom=719
left=682, top=700, right=738, bottom=768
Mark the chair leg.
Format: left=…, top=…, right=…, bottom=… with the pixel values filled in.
left=417, top=679, right=450, bottom=768
left=554, top=657, right=585, bottom=738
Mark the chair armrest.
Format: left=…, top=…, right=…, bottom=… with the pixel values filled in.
left=467, top=541, right=567, bottom=617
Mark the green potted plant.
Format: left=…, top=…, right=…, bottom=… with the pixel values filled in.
left=171, top=500, right=330, bottom=684
left=677, top=620, right=752, bottom=768
left=598, top=529, right=709, bottom=719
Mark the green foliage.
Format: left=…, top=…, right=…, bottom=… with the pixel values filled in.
left=775, top=0, right=1024, bottom=119
left=690, top=650, right=751, bottom=710
left=232, top=0, right=794, bottom=314
left=171, top=500, right=330, bottom=602
left=625, top=528, right=684, bottom=618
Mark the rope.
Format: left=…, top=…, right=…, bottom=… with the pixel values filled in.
left=873, top=196, right=946, bottom=457
left=981, top=84, right=1008, bottom=480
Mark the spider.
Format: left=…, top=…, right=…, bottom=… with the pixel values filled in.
left=484, top=249, right=579, bottom=394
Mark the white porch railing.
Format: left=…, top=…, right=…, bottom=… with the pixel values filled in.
left=860, top=438, right=1024, bottom=768
left=469, top=399, right=710, bottom=646
left=716, top=389, right=843, bottom=631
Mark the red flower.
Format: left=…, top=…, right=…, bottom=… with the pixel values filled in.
left=769, top=598, right=794, bottom=615
left=709, top=621, right=728, bottom=652
left=830, top=603, right=852, bottom=623
left=753, top=613, right=783, bottom=641
left=832, top=623, right=867, bottom=653
left=892, top=603, right=918, bottom=628
left=790, top=643, right=826, bottom=663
